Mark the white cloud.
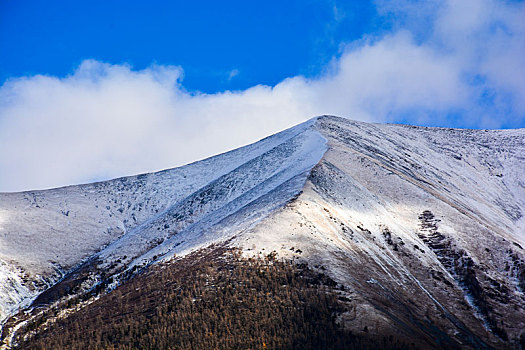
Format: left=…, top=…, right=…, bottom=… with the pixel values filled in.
left=375, top=0, right=525, bottom=124
left=0, top=62, right=319, bottom=191
left=0, top=0, right=524, bottom=192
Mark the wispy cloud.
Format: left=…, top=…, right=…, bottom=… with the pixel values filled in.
left=0, top=0, right=523, bottom=191
left=227, top=68, right=240, bottom=81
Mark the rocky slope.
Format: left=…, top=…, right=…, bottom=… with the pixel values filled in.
left=1, top=116, right=524, bottom=348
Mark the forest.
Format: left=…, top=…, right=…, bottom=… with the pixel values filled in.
left=15, top=247, right=415, bottom=349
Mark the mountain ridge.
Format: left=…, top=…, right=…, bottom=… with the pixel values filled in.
left=1, top=115, right=524, bottom=348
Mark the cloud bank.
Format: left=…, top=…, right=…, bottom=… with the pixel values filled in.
left=1, top=0, right=524, bottom=191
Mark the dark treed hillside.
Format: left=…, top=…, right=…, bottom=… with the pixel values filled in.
left=14, top=247, right=416, bottom=350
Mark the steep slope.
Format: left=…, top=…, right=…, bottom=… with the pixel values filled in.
left=0, top=118, right=326, bottom=325
left=238, top=117, right=525, bottom=347
left=1, top=116, right=524, bottom=348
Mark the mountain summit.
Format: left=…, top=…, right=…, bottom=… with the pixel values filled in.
left=1, top=116, right=524, bottom=348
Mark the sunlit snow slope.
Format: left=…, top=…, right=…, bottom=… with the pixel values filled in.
left=0, top=118, right=325, bottom=322
left=239, top=116, right=525, bottom=347
left=1, top=116, right=524, bottom=348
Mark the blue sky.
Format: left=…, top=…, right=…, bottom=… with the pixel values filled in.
left=1, top=0, right=524, bottom=191
left=1, top=0, right=379, bottom=92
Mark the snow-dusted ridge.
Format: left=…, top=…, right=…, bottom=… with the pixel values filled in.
left=1, top=115, right=525, bottom=348
left=237, top=116, right=525, bottom=347
left=0, top=117, right=326, bottom=325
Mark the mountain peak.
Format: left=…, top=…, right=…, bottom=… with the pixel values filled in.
left=1, top=116, right=525, bottom=348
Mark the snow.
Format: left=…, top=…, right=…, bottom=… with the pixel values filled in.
left=1, top=115, right=524, bottom=343
left=0, top=261, right=32, bottom=323
left=0, top=117, right=325, bottom=324
left=234, top=116, right=525, bottom=344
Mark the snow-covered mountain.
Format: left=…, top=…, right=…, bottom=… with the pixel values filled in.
left=1, top=116, right=524, bottom=348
